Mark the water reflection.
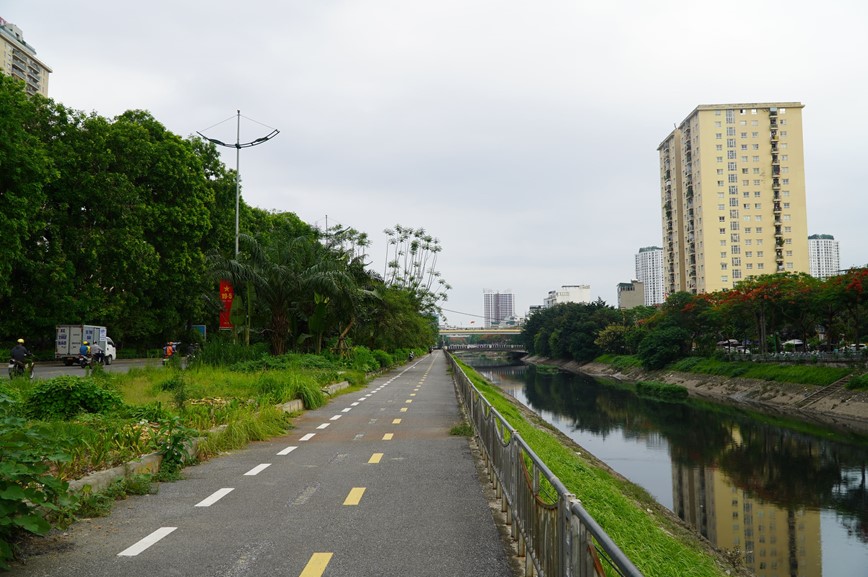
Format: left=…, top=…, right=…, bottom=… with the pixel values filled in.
left=467, top=357, right=868, bottom=577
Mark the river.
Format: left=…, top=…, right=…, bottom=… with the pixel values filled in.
left=464, top=356, right=868, bottom=577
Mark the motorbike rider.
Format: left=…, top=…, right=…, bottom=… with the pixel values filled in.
left=79, top=340, right=91, bottom=359
left=163, top=341, right=175, bottom=360
left=11, top=338, right=30, bottom=369
left=91, top=341, right=104, bottom=364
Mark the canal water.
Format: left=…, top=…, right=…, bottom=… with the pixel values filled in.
left=465, top=357, right=868, bottom=577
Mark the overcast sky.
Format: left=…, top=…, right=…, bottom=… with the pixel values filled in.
left=5, top=1, right=867, bottom=326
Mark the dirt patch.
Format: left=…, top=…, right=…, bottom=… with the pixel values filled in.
left=525, top=356, right=868, bottom=436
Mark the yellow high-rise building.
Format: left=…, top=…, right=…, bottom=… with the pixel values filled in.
left=0, top=17, right=51, bottom=97
left=658, top=103, right=809, bottom=296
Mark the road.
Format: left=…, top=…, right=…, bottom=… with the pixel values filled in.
left=24, top=358, right=161, bottom=380
left=10, top=353, right=516, bottom=577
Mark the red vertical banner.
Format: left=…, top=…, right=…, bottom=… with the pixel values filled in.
left=219, top=280, right=234, bottom=329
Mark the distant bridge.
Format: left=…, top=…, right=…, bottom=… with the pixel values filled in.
left=439, top=327, right=522, bottom=336
left=445, top=344, right=527, bottom=353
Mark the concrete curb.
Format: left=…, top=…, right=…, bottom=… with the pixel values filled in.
left=69, top=380, right=352, bottom=494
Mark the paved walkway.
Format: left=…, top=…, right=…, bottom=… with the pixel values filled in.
left=11, top=354, right=514, bottom=577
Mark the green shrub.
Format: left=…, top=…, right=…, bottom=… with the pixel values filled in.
left=372, top=349, right=393, bottom=368
left=635, top=381, right=689, bottom=402
left=846, top=374, right=868, bottom=390
left=348, top=346, right=379, bottom=372
left=0, top=395, right=75, bottom=568
left=25, top=377, right=124, bottom=420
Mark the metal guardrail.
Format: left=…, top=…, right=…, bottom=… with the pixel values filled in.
left=447, top=353, right=645, bottom=577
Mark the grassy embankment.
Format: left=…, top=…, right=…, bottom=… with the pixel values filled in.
left=596, top=353, right=855, bottom=386
left=453, top=358, right=736, bottom=577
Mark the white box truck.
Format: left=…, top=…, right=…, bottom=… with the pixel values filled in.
left=55, top=325, right=117, bottom=365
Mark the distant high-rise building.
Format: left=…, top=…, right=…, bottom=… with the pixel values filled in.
left=635, top=247, right=665, bottom=305
left=483, top=290, right=514, bottom=328
left=0, top=17, right=51, bottom=97
left=616, top=281, right=645, bottom=309
left=543, top=285, right=591, bottom=308
left=659, top=103, right=810, bottom=295
left=808, top=234, right=840, bottom=279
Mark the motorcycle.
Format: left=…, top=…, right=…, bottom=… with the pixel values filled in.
left=78, top=353, right=93, bottom=368
left=8, top=356, right=35, bottom=380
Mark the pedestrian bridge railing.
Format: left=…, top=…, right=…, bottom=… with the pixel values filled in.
left=447, top=353, right=644, bottom=577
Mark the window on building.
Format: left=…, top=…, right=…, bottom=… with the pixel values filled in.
left=718, top=204, right=725, bottom=210
left=754, top=203, right=761, bottom=209
left=742, top=180, right=750, bottom=186
left=743, top=203, right=751, bottom=209
left=720, top=252, right=727, bottom=258
left=781, top=131, right=787, bottom=137
left=717, top=156, right=724, bottom=163
left=753, top=168, right=760, bottom=174
left=718, top=180, right=725, bottom=187
left=758, top=263, right=765, bottom=269
left=757, top=250, right=764, bottom=257
left=741, top=144, right=748, bottom=150
left=721, top=263, right=728, bottom=270
left=741, top=155, right=748, bottom=162
left=717, top=169, right=724, bottom=175
left=746, top=251, right=753, bottom=257
left=747, top=263, right=753, bottom=269
left=756, top=226, right=763, bottom=233
left=752, top=132, right=758, bottom=137
left=783, top=178, right=789, bottom=184
left=740, top=132, right=747, bottom=138
left=720, top=240, right=727, bottom=246
left=787, top=262, right=794, bottom=269
left=786, top=250, right=793, bottom=257
left=729, top=185, right=738, bottom=194
left=719, top=216, right=726, bottom=222
left=733, top=270, right=742, bottom=279
left=756, top=239, right=763, bottom=245
left=728, top=139, right=737, bottom=148
left=729, top=174, right=737, bottom=183
left=715, top=121, right=722, bottom=127
left=785, top=238, right=792, bottom=244
left=716, top=144, right=723, bottom=151
left=716, top=133, right=723, bottom=139
left=727, top=127, right=736, bottom=136
left=752, top=143, right=759, bottom=150
left=783, top=202, right=790, bottom=208
left=728, top=162, right=737, bottom=170
left=784, top=226, right=792, bottom=233
left=731, top=198, right=739, bottom=206
left=720, top=228, right=726, bottom=234
left=745, top=239, right=753, bottom=245
left=744, top=227, right=752, bottom=233
left=783, top=214, right=791, bottom=221
left=732, top=257, right=742, bottom=266
left=730, top=210, right=739, bottom=218
left=755, top=215, right=762, bottom=221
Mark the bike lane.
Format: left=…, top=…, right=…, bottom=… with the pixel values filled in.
left=11, top=354, right=514, bottom=577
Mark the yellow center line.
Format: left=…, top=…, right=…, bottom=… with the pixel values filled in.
left=343, top=487, right=366, bottom=506
left=392, top=418, right=402, bottom=424
left=299, top=552, right=333, bottom=577
left=382, top=433, right=394, bottom=440
left=368, top=452, right=383, bottom=464
left=410, top=393, right=416, bottom=397
left=400, top=407, right=408, bottom=412
left=405, top=399, right=413, bottom=404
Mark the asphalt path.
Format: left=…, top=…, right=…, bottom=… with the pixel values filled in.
left=11, top=353, right=515, bottom=577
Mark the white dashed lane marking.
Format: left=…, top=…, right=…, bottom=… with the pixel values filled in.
left=196, top=488, right=234, bottom=507
left=117, top=527, right=177, bottom=557
left=245, top=463, right=271, bottom=476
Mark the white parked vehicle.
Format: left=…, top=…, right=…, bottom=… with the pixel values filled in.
left=55, top=325, right=117, bottom=366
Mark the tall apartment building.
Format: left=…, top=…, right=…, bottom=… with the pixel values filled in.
left=0, top=17, right=51, bottom=97
left=543, top=285, right=591, bottom=308
left=483, top=290, right=515, bottom=328
left=658, top=103, right=810, bottom=295
left=635, top=246, right=665, bottom=305
left=808, top=234, right=840, bottom=279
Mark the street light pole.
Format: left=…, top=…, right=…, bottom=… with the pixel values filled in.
left=197, top=110, right=279, bottom=257
left=197, top=111, right=278, bottom=343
